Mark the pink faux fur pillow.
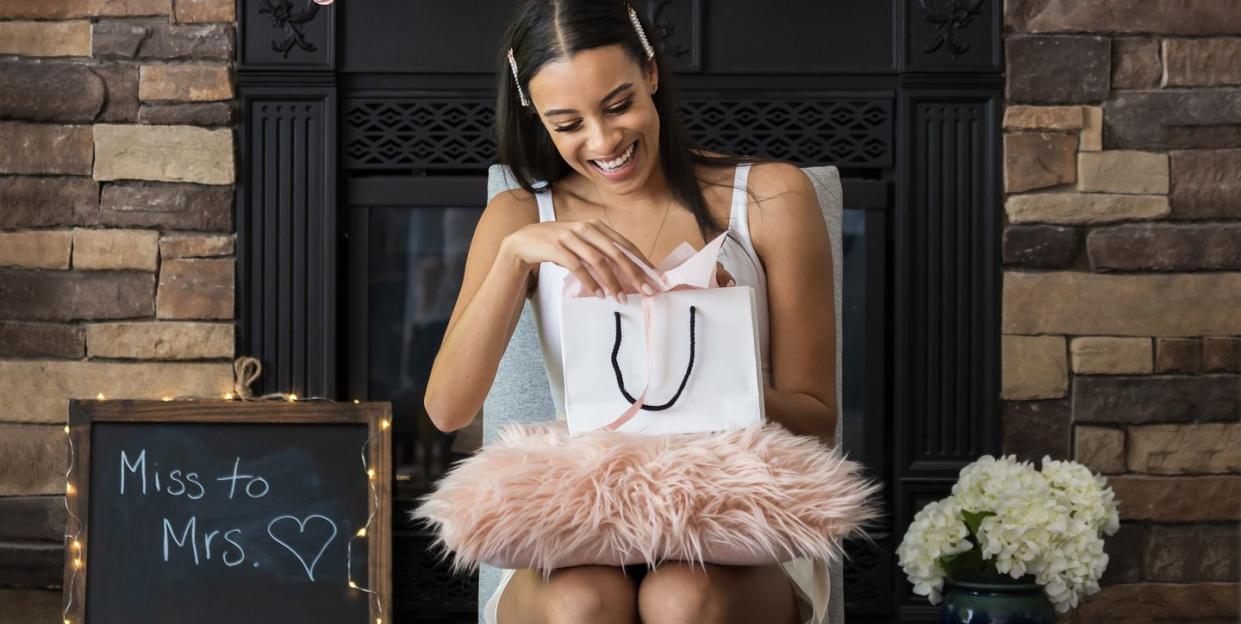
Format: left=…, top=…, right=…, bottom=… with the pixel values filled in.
left=413, top=421, right=881, bottom=575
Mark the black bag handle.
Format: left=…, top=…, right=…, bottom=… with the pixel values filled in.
left=611, top=306, right=696, bottom=411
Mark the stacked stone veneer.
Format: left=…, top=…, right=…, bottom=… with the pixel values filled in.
left=0, top=0, right=237, bottom=619
left=1001, top=2, right=1240, bottom=622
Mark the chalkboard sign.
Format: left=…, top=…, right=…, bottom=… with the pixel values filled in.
left=63, top=400, right=392, bottom=624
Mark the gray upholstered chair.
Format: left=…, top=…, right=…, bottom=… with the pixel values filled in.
left=479, top=163, right=845, bottom=624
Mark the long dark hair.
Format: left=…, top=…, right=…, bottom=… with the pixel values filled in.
left=497, top=0, right=774, bottom=240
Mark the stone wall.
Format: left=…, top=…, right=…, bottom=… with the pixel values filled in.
left=0, top=0, right=236, bottom=619
left=1001, top=1, right=1240, bottom=621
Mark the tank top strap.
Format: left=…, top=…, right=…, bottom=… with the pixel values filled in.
left=729, top=163, right=754, bottom=239
left=534, top=185, right=557, bottom=223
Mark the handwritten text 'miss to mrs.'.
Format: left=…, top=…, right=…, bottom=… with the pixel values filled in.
left=117, top=449, right=343, bottom=582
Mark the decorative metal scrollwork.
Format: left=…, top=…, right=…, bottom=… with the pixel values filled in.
left=341, top=96, right=892, bottom=172
left=342, top=99, right=497, bottom=171
left=678, top=98, right=893, bottom=168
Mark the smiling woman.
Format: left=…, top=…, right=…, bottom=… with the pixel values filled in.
left=493, top=2, right=767, bottom=252
left=533, top=70, right=651, bottom=185
left=419, top=1, right=842, bottom=623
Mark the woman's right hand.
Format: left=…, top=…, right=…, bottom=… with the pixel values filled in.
left=501, top=220, right=663, bottom=303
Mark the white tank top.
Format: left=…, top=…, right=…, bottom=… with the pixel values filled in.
left=530, top=163, right=770, bottom=420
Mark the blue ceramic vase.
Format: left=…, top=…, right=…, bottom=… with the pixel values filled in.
left=938, top=577, right=1056, bottom=624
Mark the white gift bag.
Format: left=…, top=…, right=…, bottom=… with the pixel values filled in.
left=560, top=232, right=766, bottom=435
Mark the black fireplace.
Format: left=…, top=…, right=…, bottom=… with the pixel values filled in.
left=237, top=1, right=1003, bottom=621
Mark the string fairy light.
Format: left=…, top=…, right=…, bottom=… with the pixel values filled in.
left=61, top=421, right=85, bottom=624
left=345, top=418, right=386, bottom=621
left=60, top=356, right=386, bottom=623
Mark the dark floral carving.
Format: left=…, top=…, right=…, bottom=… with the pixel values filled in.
left=259, top=0, right=321, bottom=58
left=650, top=0, right=690, bottom=60
left=918, top=0, right=984, bottom=60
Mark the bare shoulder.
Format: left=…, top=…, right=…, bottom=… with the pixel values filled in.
left=747, top=161, right=820, bottom=238
left=748, top=161, right=816, bottom=204
left=484, top=187, right=540, bottom=226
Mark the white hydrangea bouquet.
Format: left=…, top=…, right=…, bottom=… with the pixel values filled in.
left=896, top=455, right=1120, bottom=613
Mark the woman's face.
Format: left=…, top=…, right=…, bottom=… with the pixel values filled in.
left=526, top=45, right=660, bottom=193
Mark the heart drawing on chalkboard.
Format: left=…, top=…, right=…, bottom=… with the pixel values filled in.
left=266, top=514, right=338, bottom=582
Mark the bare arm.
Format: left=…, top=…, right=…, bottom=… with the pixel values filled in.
left=748, top=163, right=839, bottom=446
left=423, top=190, right=539, bottom=432
left=424, top=189, right=663, bottom=432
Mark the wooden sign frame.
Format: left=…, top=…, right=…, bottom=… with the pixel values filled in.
left=62, top=399, right=392, bottom=623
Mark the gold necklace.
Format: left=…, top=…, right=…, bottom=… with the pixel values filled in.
left=599, top=199, right=673, bottom=261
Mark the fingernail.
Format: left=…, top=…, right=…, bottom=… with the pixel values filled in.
left=641, top=284, right=654, bottom=296
left=595, top=288, right=605, bottom=299
left=618, top=292, right=628, bottom=304
left=727, top=279, right=736, bottom=287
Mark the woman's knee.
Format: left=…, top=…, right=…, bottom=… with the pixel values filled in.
left=542, top=565, right=638, bottom=624
left=637, top=563, right=732, bottom=624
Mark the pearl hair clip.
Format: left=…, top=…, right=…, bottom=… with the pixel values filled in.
left=507, top=47, right=530, bottom=107
left=628, top=4, right=655, bottom=61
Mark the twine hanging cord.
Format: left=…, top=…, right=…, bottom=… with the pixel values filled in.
left=231, top=356, right=326, bottom=401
